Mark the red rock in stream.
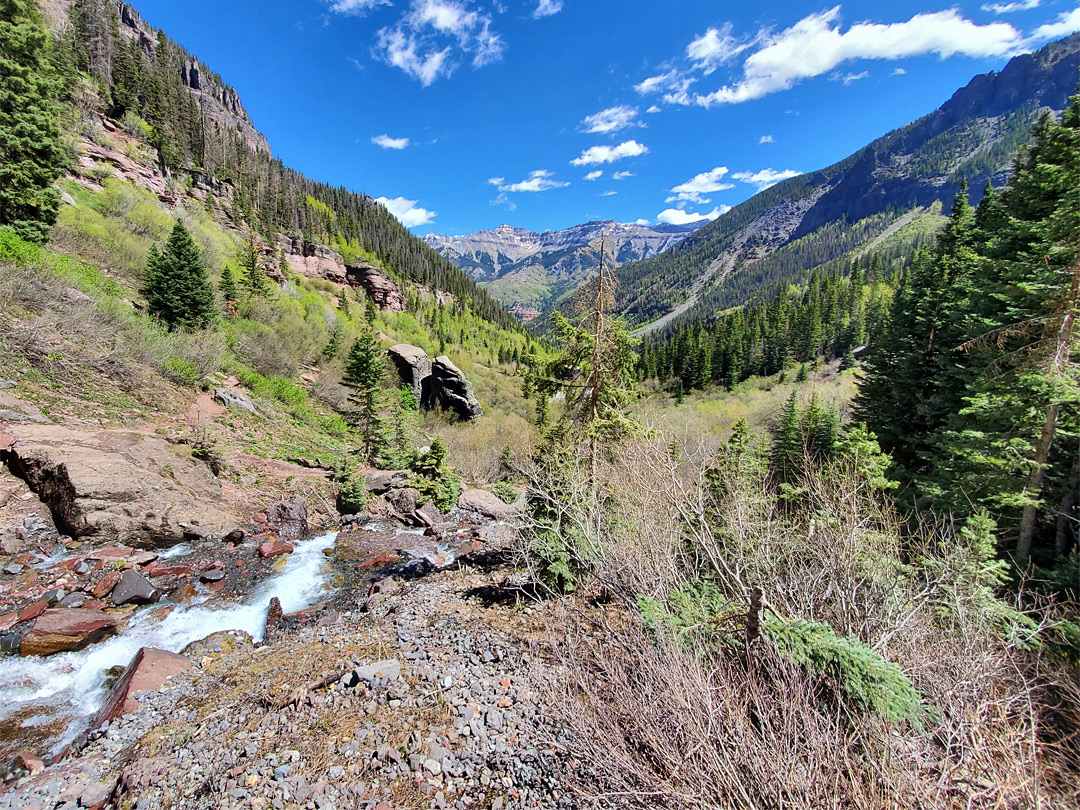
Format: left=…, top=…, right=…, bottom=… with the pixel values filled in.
left=15, top=751, right=44, bottom=775
left=92, top=571, right=121, bottom=598
left=19, top=608, right=118, bottom=656
left=87, top=546, right=135, bottom=561
left=17, top=600, right=48, bottom=622
left=258, top=540, right=294, bottom=559
left=91, top=647, right=191, bottom=728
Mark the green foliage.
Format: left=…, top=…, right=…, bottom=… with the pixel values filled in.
left=408, top=437, right=460, bottom=513
left=488, top=481, right=517, bottom=504
left=0, top=0, right=64, bottom=243
left=341, top=324, right=386, bottom=463
left=763, top=616, right=933, bottom=728
left=218, top=262, right=238, bottom=304
left=142, top=221, right=217, bottom=330
left=336, top=477, right=368, bottom=515
left=161, top=355, right=200, bottom=387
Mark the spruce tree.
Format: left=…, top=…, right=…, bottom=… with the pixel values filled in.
left=342, top=325, right=386, bottom=463
left=142, top=221, right=217, bottom=330
left=0, top=0, right=64, bottom=243
left=218, top=263, right=239, bottom=303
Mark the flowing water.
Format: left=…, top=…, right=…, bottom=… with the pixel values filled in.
left=0, top=531, right=338, bottom=761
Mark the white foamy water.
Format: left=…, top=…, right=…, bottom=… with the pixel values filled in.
left=0, top=531, right=337, bottom=755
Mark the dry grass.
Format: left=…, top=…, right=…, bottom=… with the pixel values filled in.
left=520, top=432, right=1080, bottom=809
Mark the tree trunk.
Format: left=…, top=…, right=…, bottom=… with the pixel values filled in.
left=1016, top=402, right=1059, bottom=561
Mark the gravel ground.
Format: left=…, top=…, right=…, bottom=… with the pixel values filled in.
left=2, top=562, right=582, bottom=810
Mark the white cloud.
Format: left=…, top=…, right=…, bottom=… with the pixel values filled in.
left=646, top=105, right=662, bottom=114
left=372, top=134, right=410, bottom=149
left=1031, top=7, right=1080, bottom=39
left=601, top=190, right=617, bottom=196
left=667, top=166, right=733, bottom=204
left=375, top=0, right=504, bottom=85
left=982, top=0, right=1039, bottom=13
left=635, top=218, right=651, bottom=226
left=759, top=134, right=775, bottom=143
left=677, top=8, right=1025, bottom=107
left=833, top=70, right=869, bottom=85
left=657, top=206, right=726, bottom=225
left=584, top=170, right=603, bottom=181
left=329, top=0, right=390, bottom=15
left=892, top=67, right=907, bottom=75
left=581, top=105, right=641, bottom=135
left=490, top=169, right=569, bottom=193
left=376, top=196, right=437, bottom=227
left=634, top=68, right=693, bottom=95
left=570, top=140, right=649, bottom=166
left=533, top=0, right=563, bottom=19
left=732, top=168, right=801, bottom=190
left=686, top=24, right=750, bottom=74
left=613, top=170, right=635, bottom=180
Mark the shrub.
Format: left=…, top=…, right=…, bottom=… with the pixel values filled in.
left=161, top=356, right=200, bottom=387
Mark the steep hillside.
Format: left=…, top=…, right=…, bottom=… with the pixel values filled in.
left=48, top=0, right=518, bottom=332
left=425, top=220, right=699, bottom=318
left=618, top=33, right=1080, bottom=335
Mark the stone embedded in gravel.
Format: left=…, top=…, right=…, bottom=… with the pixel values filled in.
left=199, top=568, right=226, bottom=582
left=109, top=570, right=160, bottom=606
left=77, top=781, right=110, bottom=809
left=351, top=659, right=402, bottom=686
left=18, top=600, right=48, bottom=622
left=3, top=563, right=24, bottom=574
left=19, top=608, right=118, bottom=656
left=16, top=751, right=44, bottom=774
left=258, top=540, right=294, bottom=559
left=73, top=560, right=90, bottom=575
left=91, top=647, right=192, bottom=728
left=92, top=572, right=121, bottom=598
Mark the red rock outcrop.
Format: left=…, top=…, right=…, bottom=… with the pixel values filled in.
left=19, top=608, right=118, bottom=656
left=90, top=647, right=192, bottom=728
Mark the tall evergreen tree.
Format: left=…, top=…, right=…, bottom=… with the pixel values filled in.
left=142, top=221, right=217, bottom=330
left=0, top=0, right=64, bottom=243
left=342, top=325, right=386, bottom=463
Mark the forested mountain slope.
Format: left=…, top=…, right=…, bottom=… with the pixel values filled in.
left=617, top=33, right=1080, bottom=335
left=50, top=0, right=518, bottom=331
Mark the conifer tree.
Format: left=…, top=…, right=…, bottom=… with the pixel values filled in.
left=238, top=234, right=271, bottom=298
left=771, top=390, right=802, bottom=480
left=142, top=221, right=217, bottom=330
left=342, top=325, right=386, bottom=463
left=0, top=0, right=64, bottom=243
left=218, top=263, right=238, bottom=303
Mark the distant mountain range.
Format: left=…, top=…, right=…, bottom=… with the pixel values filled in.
left=613, top=33, right=1080, bottom=337
left=423, top=220, right=701, bottom=319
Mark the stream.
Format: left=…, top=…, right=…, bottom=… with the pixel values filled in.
left=0, top=530, right=339, bottom=762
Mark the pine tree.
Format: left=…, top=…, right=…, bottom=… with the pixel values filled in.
left=771, top=390, right=802, bottom=481
left=238, top=234, right=271, bottom=298
left=142, top=221, right=217, bottom=330
left=342, top=325, right=386, bottom=463
left=0, top=0, right=64, bottom=243
left=218, top=263, right=238, bottom=303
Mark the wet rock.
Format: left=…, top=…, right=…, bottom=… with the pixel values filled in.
left=109, top=570, right=160, bottom=606
left=18, top=600, right=48, bottom=622
left=59, top=592, right=88, bottom=608
left=92, top=571, right=121, bottom=598
left=19, top=608, right=118, bottom=656
left=4, top=562, right=25, bottom=574
left=213, top=387, right=257, bottom=414
left=15, top=751, right=44, bottom=775
left=91, top=647, right=192, bottom=728
left=363, top=470, right=409, bottom=494
left=180, top=629, right=252, bottom=658
left=264, top=596, right=283, bottom=641
left=458, top=489, right=518, bottom=521
left=258, top=540, right=294, bottom=559
left=199, top=568, right=226, bottom=582
left=263, top=497, right=308, bottom=538
left=0, top=425, right=237, bottom=547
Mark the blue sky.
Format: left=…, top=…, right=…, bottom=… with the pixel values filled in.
left=132, top=0, right=1079, bottom=235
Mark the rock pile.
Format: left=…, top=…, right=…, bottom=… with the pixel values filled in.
left=388, top=345, right=483, bottom=421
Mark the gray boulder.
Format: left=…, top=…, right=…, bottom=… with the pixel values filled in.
left=110, top=569, right=160, bottom=605
left=264, top=496, right=308, bottom=538
left=429, top=356, right=483, bottom=420
left=213, top=387, right=257, bottom=413
left=363, top=470, right=409, bottom=494
left=387, top=344, right=432, bottom=403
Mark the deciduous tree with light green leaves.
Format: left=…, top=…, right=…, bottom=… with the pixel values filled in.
left=0, top=0, right=65, bottom=243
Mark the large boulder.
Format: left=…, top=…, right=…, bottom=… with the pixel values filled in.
left=19, top=609, right=118, bottom=657
left=458, top=489, right=519, bottom=521
left=213, top=387, right=257, bottom=413
left=429, top=356, right=483, bottom=420
left=387, top=344, right=432, bottom=403
left=0, top=426, right=237, bottom=548
left=263, top=497, right=308, bottom=538
left=109, top=570, right=160, bottom=606
left=90, top=647, right=191, bottom=728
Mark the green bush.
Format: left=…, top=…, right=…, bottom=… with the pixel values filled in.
left=489, top=481, right=517, bottom=504
left=337, top=477, right=368, bottom=515
left=161, top=356, right=201, bottom=387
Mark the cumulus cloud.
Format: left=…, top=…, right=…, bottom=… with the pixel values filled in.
left=533, top=0, right=563, bottom=18
left=657, top=206, right=727, bottom=225
left=646, top=105, right=662, bottom=113
left=759, top=134, right=775, bottom=143
left=655, top=7, right=1025, bottom=108
left=581, top=105, right=641, bottom=135
left=570, top=140, right=649, bottom=166
left=372, top=134, right=410, bottom=149
left=667, top=167, right=733, bottom=204
left=981, top=0, right=1039, bottom=13
left=584, top=170, right=603, bottom=181
left=374, top=0, right=504, bottom=85
left=329, top=0, right=390, bottom=14
left=489, top=169, right=569, bottom=193
left=732, top=168, right=801, bottom=190
left=613, top=170, right=635, bottom=180
left=635, top=218, right=651, bottom=226
left=686, top=24, right=750, bottom=74
left=1031, top=7, right=1080, bottom=40
left=892, top=67, right=907, bottom=75
left=376, top=196, right=437, bottom=227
